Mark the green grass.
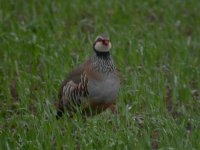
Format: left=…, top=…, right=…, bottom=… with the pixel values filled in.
left=0, top=0, right=200, bottom=149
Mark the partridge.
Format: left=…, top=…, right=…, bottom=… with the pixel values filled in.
left=56, top=34, right=120, bottom=118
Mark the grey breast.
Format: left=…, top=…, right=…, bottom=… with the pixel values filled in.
left=87, top=73, right=120, bottom=103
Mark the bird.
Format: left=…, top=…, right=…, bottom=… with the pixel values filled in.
left=56, top=33, right=120, bottom=119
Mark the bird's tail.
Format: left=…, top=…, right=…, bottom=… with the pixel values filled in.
left=54, top=100, right=64, bottom=119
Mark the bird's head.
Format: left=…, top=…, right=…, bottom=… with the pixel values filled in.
left=93, top=34, right=112, bottom=52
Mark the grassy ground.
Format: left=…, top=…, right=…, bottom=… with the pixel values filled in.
left=0, top=0, right=200, bottom=149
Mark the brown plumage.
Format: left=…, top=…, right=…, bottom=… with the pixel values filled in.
left=56, top=34, right=120, bottom=119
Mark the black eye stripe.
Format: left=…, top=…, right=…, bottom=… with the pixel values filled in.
left=97, top=38, right=103, bottom=42
left=97, top=38, right=109, bottom=43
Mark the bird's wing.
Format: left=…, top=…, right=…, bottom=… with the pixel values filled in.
left=56, top=61, right=90, bottom=118
left=58, top=63, right=85, bottom=99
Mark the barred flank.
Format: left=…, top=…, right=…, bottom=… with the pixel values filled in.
left=62, top=72, right=89, bottom=105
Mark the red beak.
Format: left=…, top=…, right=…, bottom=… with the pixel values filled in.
left=103, top=40, right=109, bottom=46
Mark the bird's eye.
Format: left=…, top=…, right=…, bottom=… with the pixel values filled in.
left=97, top=38, right=103, bottom=42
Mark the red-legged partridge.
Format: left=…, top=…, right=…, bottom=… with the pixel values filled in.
left=56, top=34, right=120, bottom=118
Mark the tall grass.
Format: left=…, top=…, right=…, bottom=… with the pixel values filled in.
left=0, top=0, right=200, bottom=149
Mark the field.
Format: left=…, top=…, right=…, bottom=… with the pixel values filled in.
left=0, top=0, right=200, bottom=149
